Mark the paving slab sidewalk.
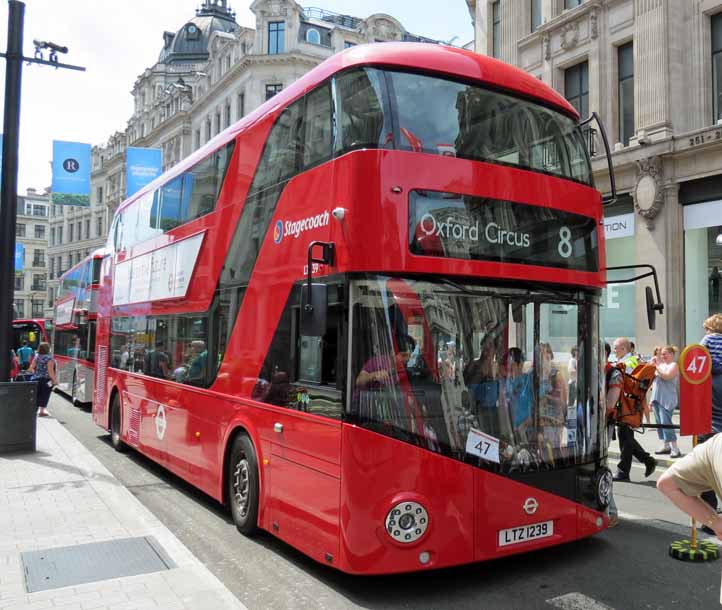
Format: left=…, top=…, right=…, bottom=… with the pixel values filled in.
left=0, top=415, right=247, bottom=610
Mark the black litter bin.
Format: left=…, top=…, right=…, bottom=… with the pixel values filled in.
left=0, top=381, right=38, bottom=453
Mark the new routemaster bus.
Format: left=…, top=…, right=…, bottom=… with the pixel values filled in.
left=12, top=318, right=52, bottom=354
left=54, top=252, right=103, bottom=405
left=93, top=43, right=621, bottom=574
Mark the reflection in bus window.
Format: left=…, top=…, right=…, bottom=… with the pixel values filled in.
left=349, top=276, right=600, bottom=472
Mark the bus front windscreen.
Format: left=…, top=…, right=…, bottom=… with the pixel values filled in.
left=334, top=68, right=592, bottom=185
left=349, top=276, right=603, bottom=472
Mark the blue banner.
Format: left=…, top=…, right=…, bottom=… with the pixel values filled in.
left=14, top=243, right=24, bottom=272
left=51, top=140, right=91, bottom=206
left=126, top=147, right=162, bottom=197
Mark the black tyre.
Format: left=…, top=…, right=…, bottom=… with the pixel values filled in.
left=228, top=433, right=259, bottom=536
left=110, top=394, right=127, bottom=453
left=71, top=372, right=79, bottom=406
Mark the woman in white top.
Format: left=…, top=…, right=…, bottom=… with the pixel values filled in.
left=651, top=345, right=681, bottom=458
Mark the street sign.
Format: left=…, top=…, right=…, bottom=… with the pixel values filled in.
left=679, top=343, right=713, bottom=436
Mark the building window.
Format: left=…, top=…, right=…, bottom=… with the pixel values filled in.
left=531, top=0, right=542, bottom=32
left=194, top=129, right=201, bottom=149
left=57, top=227, right=63, bottom=244
left=492, top=1, right=501, bottom=58
left=32, top=273, right=46, bottom=291
left=69, top=223, right=74, bottom=242
left=47, top=287, right=54, bottom=308
left=265, top=83, right=283, bottom=101
left=344, top=41, right=356, bottom=49
left=85, top=219, right=91, bottom=239
left=97, top=186, right=103, bottom=204
left=618, top=43, right=634, bottom=146
left=684, top=200, right=722, bottom=341
left=214, top=111, right=221, bottom=135
left=565, top=61, right=589, bottom=119
left=713, top=13, right=722, bottom=123
left=16, top=223, right=25, bottom=237
left=96, top=216, right=103, bottom=237
left=268, top=21, right=285, bottom=54
left=15, top=300, right=24, bottom=318
left=224, top=102, right=231, bottom=129
left=34, top=225, right=45, bottom=239
left=306, top=28, right=321, bottom=45
left=50, top=227, right=55, bottom=246
left=237, top=92, right=245, bottom=120
left=564, top=0, right=582, bottom=9
left=205, top=118, right=212, bottom=142
left=33, top=250, right=45, bottom=267
left=14, top=274, right=23, bottom=291
left=31, top=300, right=44, bottom=318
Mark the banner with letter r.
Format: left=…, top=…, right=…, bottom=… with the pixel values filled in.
left=51, top=140, right=91, bottom=206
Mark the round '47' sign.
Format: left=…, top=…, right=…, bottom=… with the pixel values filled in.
left=680, top=344, right=713, bottom=385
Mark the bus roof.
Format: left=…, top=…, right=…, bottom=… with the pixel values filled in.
left=116, top=43, right=578, bottom=216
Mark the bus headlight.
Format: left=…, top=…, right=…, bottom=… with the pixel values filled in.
left=385, top=501, right=429, bottom=544
left=593, top=467, right=613, bottom=509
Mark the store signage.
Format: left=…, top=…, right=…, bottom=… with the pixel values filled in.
left=113, top=232, right=204, bottom=306
left=604, top=213, right=634, bottom=240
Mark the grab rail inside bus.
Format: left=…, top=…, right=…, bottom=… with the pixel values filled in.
left=579, top=111, right=617, bottom=207
left=605, top=264, right=664, bottom=330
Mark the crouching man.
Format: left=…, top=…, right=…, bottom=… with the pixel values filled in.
left=657, top=434, right=722, bottom=540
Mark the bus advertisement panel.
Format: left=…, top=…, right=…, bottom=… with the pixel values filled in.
left=93, top=43, right=622, bottom=574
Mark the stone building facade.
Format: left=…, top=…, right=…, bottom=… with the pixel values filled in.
left=14, top=189, right=49, bottom=320
left=467, top=0, right=722, bottom=354
left=46, top=0, right=440, bottom=319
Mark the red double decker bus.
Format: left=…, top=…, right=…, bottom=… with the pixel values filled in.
left=12, top=319, right=52, bottom=352
left=93, top=43, right=616, bottom=574
left=53, top=252, right=104, bottom=405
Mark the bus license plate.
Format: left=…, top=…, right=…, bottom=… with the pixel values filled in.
left=498, top=520, right=553, bottom=547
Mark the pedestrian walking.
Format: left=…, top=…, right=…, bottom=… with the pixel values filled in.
left=651, top=345, right=681, bottom=458
left=16, top=340, right=34, bottom=371
left=27, top=342, right=57, bottom=417
left=604, top=342, right=620, bottom=527
left=611, top=337, right=657, bottom=481
left=696, top=313, right=722, bottom=530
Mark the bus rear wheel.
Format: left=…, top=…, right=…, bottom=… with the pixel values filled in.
left=110, top=394, right=126, bottom=453
left=228, top=433, right=259, bottom=536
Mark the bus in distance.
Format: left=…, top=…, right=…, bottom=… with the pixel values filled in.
left=94, top=43, right=617, bottom=574
left=53, top=252, right=104, bottom=405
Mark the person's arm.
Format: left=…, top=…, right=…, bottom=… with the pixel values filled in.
left=656, top=362, right=678, bottom=380
left=657, top=473, right=722, bottom=540
left=606, top=384, right=621, bottom=420
left=356, top=367, right=390, bottom=388
left=27, top=357, right=36, bottom=374
left=48, top=359, right=58, bottom=386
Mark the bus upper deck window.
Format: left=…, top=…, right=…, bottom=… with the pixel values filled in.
left=334, top=68, right=388, bottom=155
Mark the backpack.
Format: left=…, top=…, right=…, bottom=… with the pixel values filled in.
left=606, top=362, right=655, bottom=428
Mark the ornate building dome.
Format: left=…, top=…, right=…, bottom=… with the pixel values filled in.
left=158, top=0, right=240, bottom=64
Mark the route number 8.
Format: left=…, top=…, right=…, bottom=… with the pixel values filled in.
left=558, top=226, right=572, bottom=258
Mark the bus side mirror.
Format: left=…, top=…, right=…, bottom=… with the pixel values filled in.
left=301, top=283, right=328, bottom=337
left=646, top=286, right=656, bottom=331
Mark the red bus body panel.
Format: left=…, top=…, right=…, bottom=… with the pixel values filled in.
left=93, top=43, right=609, bottom=575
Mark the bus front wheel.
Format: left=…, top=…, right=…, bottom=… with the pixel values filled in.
left=110, top=394, right=127, bottom=453
left=228, top=433, right=259, bottom=536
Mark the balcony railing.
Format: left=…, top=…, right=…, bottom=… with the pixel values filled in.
left=33, top=258, right=45, bottom=267
left=31, top=282, right=46, bottom=291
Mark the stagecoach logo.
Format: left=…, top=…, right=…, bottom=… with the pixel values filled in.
left=523, top=497, right=539, bottom=515
left=274, top=211, right=330, bottom=244
left=273, top=220, right=283, bottom=244
left=155, top=405, right=167, bottom=440
left=419, top=213, right=531, bottom=248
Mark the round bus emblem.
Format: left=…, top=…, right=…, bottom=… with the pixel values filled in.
left=155, top=405, right=167, bottom=440
left=273, top=220, right=283, bottom=244
left=523, top=497, right=538, bottom=515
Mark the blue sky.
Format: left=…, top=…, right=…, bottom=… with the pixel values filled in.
left=0, top=1, right=474, bottom=192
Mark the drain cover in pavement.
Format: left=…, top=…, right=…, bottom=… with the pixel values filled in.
left=21, top=536, right=175, bottom=592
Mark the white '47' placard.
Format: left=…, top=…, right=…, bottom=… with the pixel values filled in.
left=465, top=428, right=500, bottom=464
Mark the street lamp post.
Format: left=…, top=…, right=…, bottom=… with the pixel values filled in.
left=0, top=0, right=85, bottom=383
